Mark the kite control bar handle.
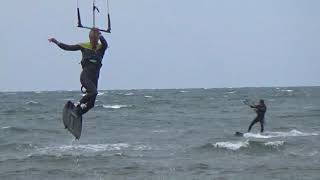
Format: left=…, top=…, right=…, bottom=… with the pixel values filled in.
left=77, top=25, right=111, bottom=33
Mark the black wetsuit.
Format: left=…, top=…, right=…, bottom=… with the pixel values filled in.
left=57, top=35, right=108, bottom=115
left=248, top=103, right=267, bottom=133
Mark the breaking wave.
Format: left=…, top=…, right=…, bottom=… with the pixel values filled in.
left=102, top=105, right=131, bottom=109
left=211, top=140, right=285, bottom=151
left=25, top=101, right=40, bottom=105
left=243, top=130, right=318, bottom=139
left=31, top=143, right=152, bottom=157
left=213, top=140, right=249, bottom=150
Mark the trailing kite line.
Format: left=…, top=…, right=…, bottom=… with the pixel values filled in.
left=77, top=0, right=111, bottom=33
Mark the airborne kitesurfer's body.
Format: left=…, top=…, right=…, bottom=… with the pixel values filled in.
left=248, top=99, right=267, bottom=133
left=49, top=28, right=108, bottom=115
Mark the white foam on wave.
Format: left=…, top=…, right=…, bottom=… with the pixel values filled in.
left=280, top=89, right=294, bottom=93
left=244, top=130, right=318, bottom=139
left=213, top=140, right=286, bottom=151
left=1, top=126, right=11, bottom=129
left=5, top=92, right=16, bottom=95
left=144, top=96, right=153, bottom=98
left=133, top=145, right=152, bottom=151
left=124, top=93, right=134, bottom=96
left=179, top=90, right=188, bottom=93
left=37, top=143, right=130, bottom=155
left=264, top=141, right=285, bottom=147
left=102, top=105, right=131, bottom=109
left=34, top=143, right=153, bottom=156
left=213, top=140, right=249, bottom=151
left=61, top=98, right=75, bottom=101
left=152, top=129, right=167, bottom=133
left=25, top=101, right=39, bottom=105
left=97, top=92, right=105, bottom=96
left=244, top=133, right=271, bottom=139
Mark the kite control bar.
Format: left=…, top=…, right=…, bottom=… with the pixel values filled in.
left=243, top=99, right=254, bottom=107
left=77, top=0, right=111, bottom=33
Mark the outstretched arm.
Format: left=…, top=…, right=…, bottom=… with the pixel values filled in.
left=251, top=104, right=266, bottom=112
left=250, top=104, right=257, bottom=108
left=48, top=38, right=81, bottom=51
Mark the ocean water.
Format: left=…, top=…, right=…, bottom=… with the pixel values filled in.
left=0, top=87, right=320, bottom=180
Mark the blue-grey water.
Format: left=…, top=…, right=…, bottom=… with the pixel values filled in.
left=0, top=87, right=320, bottom=180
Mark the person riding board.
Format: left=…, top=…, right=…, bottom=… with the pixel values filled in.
left=248, top=99, right=267, bottom=133
left=48, top=28, right=108, bottom=115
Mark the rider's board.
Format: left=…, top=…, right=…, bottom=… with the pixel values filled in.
left=62, top=101, right=82, bottom=139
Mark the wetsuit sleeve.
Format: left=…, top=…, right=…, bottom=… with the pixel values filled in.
left=57, top=42, right=82, bottom=51
left=254, top=105, right=266, bottom=112
left=99, top=35, right=108, bottom=51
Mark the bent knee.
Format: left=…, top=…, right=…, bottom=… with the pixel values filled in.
left=86, top=100, right=96, bottom=109
left=87, top=90, right=98, bottom=97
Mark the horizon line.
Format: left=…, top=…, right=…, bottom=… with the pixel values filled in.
left=0, top=85, right=319, bottom=93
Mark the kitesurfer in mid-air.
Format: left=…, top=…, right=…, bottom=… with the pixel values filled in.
left=248, top=99, right=267, bottom=133
left=48, top=28, right=108, bottom=115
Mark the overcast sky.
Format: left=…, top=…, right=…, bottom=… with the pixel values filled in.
left=0, top=0, right=319, bottom=91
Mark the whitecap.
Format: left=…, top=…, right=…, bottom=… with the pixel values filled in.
left=308, top=151, right=319, bottom=156
left=133, top=145, right=152, bottom=151
left=5, top=92, right=16, bottom=95
left=288, top=150, right=319, bottom=157
left=34, top=143, right=153, bottom=156
left=61, top=98, right=75, bottom=101
left=244, top=130, right=318, bottom=139
left=25, top=101, right=39, bottom=105
left=144, top=96, right=153, bottom=98
left=102, top=105, right=130, bottom=109
left=244, top=133, right=272, bottom=139
left=97, top=92, right=105, bottom=96
left=1, top=126, right=11, bottom=129
left=179, top=90, right=188, bottom=93
left=280, top=89, right=294, bottom=93
left=264, top=141, right=285, bottom=147
left=152, top=129, right=167, bottom=133
left=37, top=143, right=130, bottom=155
left=266, top=130, right=318, bottom=137
left=213, top=140, right=249, bottom=151
left=34, top=91, right=42, bottom=94
left=124, top=93, right=134, bottom=96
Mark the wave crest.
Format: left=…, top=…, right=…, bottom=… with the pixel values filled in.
left=244, top=130, right=318, bottom=139
left=213, top=140, right=249, bottom=151
left=102, top=105, right=131, bottom=109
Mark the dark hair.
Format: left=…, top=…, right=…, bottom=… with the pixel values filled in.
left=260, top=99, right=264, bottom=104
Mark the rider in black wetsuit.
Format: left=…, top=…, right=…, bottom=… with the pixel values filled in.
left=248, top=99, right=267, bottom=133
left=49, top=28, right=108, bottom=115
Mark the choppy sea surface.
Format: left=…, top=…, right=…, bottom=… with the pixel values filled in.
left=0, top=87, right=320, bottom=180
